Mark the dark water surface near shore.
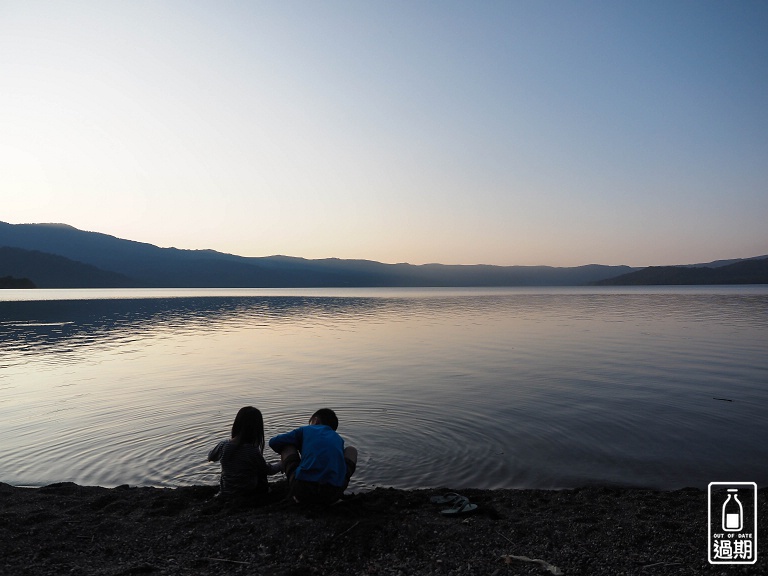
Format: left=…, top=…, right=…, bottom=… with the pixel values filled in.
left=2, top=287, right=767, bottom=490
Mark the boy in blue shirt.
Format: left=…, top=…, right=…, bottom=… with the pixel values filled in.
left=269, top=408, right=357, bottom=505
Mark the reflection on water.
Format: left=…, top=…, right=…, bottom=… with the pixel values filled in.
left=1, top=287, right=767, bottom=490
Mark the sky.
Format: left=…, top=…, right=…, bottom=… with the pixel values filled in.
left=1, top=1, right=767, bottom=267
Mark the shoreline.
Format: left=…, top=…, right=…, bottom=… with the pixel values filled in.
left=2, top=481, right=765, bottom=575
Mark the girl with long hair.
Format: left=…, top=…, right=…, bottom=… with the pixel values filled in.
left=208, top=406, right=281, bottom=498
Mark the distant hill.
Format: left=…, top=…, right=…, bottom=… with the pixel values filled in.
left=0, top=274, right=36, bottom=289
left=594, top=257, right=768, bottom=286
left=0, top=246, right=136, bottom=288
left=0, top=221, right=639, bottom=288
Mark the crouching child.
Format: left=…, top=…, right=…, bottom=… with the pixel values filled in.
left=268, top=408, right=357, bottom=505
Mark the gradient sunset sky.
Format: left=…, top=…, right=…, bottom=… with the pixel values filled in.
left=2, top=1, right=766, bottom=267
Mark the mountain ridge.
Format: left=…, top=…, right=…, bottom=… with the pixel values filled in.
left=1, top=221, right=765, bottom=288
left=0, top=246, right=136, bottom=288
left=594, top=257, right=768, bottom=286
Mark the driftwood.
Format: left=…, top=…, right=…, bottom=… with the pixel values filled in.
left=501, top=554, right=564, bottom=575
left=201, top=557, right=250, bottom=565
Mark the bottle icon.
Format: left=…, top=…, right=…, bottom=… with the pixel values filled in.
left=722, top=489, right=743, bottom=532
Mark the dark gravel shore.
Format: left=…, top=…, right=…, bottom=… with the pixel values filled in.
left=1, top=481, right=765, bottom=576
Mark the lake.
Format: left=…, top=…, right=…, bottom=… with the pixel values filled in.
left=1, top=286, right=767, bottom=491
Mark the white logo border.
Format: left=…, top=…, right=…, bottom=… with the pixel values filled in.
left=708, top=481, right=758, bottom=565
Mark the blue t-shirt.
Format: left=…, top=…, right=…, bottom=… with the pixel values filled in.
left=269, top=424, right=347, bottom=487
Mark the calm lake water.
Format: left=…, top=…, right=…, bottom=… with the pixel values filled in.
left=1, top=286, right=767, bottom=491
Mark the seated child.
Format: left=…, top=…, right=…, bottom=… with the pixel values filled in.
left=268, top=408, right=357, bottom=505
left=208, top=406, right=281, bottom=498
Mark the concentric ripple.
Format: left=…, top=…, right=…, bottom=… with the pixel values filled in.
left=2, top=287, right=767, bottom=490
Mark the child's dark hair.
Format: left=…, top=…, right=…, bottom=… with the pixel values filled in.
left=231, top=406, right=265, bottom=452
left=311, top=408, right=339, bottom=431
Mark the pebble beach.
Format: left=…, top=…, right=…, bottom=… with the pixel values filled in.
left=2, top=481, right=765, bottom=575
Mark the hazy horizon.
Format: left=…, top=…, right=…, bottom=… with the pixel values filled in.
left=2, top=2, right=767, bottom=267
left=5, top=219, right=767, bottom=270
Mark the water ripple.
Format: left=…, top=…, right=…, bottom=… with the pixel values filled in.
left=2, top=287, right=767, bottom=489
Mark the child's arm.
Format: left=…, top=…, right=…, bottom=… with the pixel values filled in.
left=207, top=440, right=227, bottom=462
left=265, top=461, right=282, bottom=475
left=268, top=427, right=304, bottom=454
